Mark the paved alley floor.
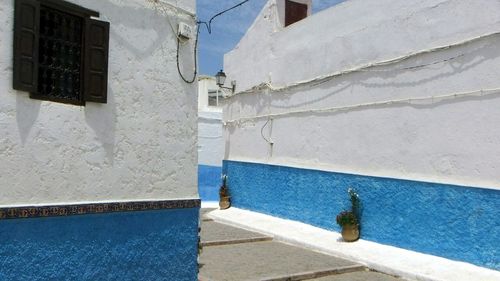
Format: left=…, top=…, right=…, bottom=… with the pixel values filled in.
left=199, top=208, right=402, bottom=281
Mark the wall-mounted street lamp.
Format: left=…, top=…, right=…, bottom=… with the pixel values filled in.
left=215, top=70, right=236, bottom=94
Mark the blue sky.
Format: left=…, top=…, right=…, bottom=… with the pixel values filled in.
left=197, top=0, right=345, bottom=75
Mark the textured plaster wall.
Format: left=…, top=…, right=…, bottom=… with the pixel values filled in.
left=226, top=0, right=500, bottom=91
left=223, top=0, right=500, bottom=190
left=0, top=0, right=198, bottom=205
left=0, top=208, right=199, bottom=281
left=224, top=160, right=500, bottom=270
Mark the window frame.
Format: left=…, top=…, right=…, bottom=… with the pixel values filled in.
left=13, top=0, right=109, bottom=106
left=284, top=0, right=308, bottom=27
left=207, top=90, right=224, bottom=107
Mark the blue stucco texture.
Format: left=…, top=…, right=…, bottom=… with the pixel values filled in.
left=199, top=164, right=222, bottom=201
left=224, top=160, right=499, bottom=270
left=0, top=208, right=199, bottom=281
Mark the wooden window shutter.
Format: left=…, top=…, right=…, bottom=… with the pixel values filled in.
left=13, top=0, right=40, bottom=92
left=285, top=0, right=308, bottom=27
left=83, top=18, right=109, bottom=103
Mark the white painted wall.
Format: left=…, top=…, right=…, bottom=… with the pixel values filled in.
left=198, top=111, right=224, bottom=167
left=226, top=0, right=500, bottom=92
left=223, top=0, right=500, bottom=190
left=0, top=0, right=198, bottom=206
left=198, top=77, right=224, bottom=167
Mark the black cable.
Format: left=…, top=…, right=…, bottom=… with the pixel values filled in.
left=177, top=0, right=252, bottom=83
left=198, top=0, right=251, bottom=34
left=177, top=24, right=200, bottom=84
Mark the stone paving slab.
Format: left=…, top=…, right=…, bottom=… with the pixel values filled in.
left=208, top=208, right=500, bottom=281
left=309, top=270, right=401, bottom=281
left=261, top=265, right=366, bottom=281
left=198, top=241, right=362, bottom=281
left=201, top=221, right=271, bottom=246
left=201, top=208, right=216, bottom=221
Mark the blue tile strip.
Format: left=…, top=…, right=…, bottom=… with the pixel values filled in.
left=223, top=160, right=500, bottom=270
left=0, top=198, right=200, bottom=220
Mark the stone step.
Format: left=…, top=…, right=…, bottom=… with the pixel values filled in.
left=201, top=208, right=216, bottom=222
left=308, top=270, right=402, bottom=281
left=261, top=265, right=366, bottom=281
left=201, top=221, right=271, bottom=246
left=201, top=208, right=217, bottom=218
left=202, top=236, right=273, bottom=247
left=199, top=241, right=362, bottom=281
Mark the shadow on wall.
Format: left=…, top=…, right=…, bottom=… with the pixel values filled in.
left=85, top=88, right=117, bottom=165
left=14, top=87, right=117, bottom=164
left=80, top=0, right=190, bottom=60
left=224, top=124, right=236, bottom=161
left=16, top=93, right=41, bottom=144
left=15, top=0, right=194, bottom=161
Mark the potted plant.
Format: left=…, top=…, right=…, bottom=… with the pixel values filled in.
left=336, top=188, right=361, bottom=242
left=219, top=175, right=231, bottom=209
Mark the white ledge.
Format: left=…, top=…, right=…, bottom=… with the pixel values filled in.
left=207, top=207, right=500, bottom=281
left=201, top=201, right=219, bottom=209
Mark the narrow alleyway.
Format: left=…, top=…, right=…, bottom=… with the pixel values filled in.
left=199, top=209, right=403, bottom=281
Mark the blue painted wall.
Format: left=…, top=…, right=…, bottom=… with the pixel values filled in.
left=0, top=208, right=199, bottom=281
left=198, top=164, right=222, bottom=201
left=224, top=160, right=499, bottom=270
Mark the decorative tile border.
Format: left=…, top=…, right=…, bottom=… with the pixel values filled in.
left=0, top=199, right=200, bottom=220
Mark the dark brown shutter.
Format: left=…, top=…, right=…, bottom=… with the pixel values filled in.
left=83, top=18, right=109, bottom=103
left=13, top=0, right=40, bottom=92
left=285, top=0, right=308, bottom=27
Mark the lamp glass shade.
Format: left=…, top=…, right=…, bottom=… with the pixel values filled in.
left=215, top=70, right=226, bottom=86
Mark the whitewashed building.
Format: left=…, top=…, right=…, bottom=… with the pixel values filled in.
left=0, top=0, right=199, bottom=280
left=198, top=75, right=224, bottom=201
left=222, top=0, right=500, bottom=272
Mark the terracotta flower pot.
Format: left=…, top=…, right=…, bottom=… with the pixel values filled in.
left=341, top=224, right=359, bottom=242
left=219, top=196, right=231, bottom=210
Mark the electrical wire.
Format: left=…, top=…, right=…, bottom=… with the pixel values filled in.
left=147, top=0, right=198, bottom=83
left=260, top=118, right=272, bottom=144
left=176, top=0, right=253, bottom=84
left=229, top=31, right=500, bottom=96
left=223, top=87, right=500, bottom=126
left=198, top=0, right=251, bottom=34
left=146, top=0, right=196, bottom=18
left=219, top=31, right=500, bottom=125
left=148, top=0, right=190, bottom=43
left=199, top=135, right=223, bottom=139
left=176, top=25, right=200, bottom=84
